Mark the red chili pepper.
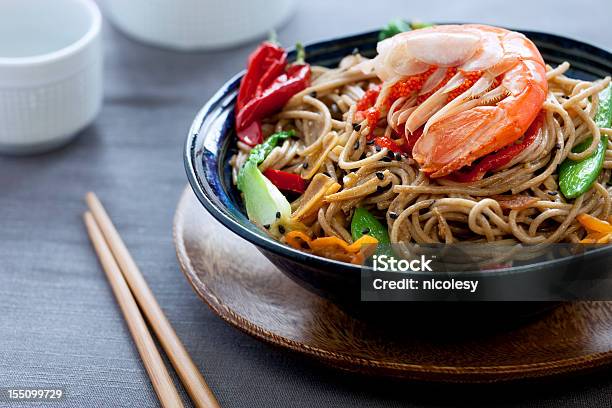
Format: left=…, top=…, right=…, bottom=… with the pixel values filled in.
left=263, top=168, right=307, bottom=194
left=450, top=112, right=544, bottom=182
left=236, top=121, right=263, bottom=146
left=236, top=42, right=287, bottom=112
left=236, top=63, right=311, bottom=132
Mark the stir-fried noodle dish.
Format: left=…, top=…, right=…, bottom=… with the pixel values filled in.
left=229, top=23, right=612, bottom=264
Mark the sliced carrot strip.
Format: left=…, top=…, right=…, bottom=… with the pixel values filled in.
left=284, top=230, right=378, bottom=264
left=285, top=230, right=312, bottom=250
left=309, top=236, right=351, bottom=251
left=587, top=232, right=609, bottom=240
left=577, top=214, right=612, bottom=234
left=308, top=235, right=379, bottom=252
left=580, top=232, right=612, bottom=244
left=346, top=235, right=379, bottom=252
left=597, top=233, right=612, bottom=244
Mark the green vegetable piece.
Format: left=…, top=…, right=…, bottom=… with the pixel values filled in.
left=594, top=82, right=612, bottom=127
left=559, top=83, right=612, bottom=199
left=351, top=207, right=393, bottom=257
left=237, top=131, right=295, bottom=235
left=409, top=21, right=434, bottom=30
left=378, top=19, right=411, bottom=41
left=351, top=207, right=390, bottom=244
left=238, top=130, right=295, bottom=172
left=379, top=19, right=432, bottom=41
left=559, top=136, right=608, bottom=199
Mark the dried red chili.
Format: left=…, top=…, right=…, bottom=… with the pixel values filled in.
left=235, top=42, right=311, bottom=146
left=236, top=63, right=311, bottom=132
left=236, top=42, right=287, bottom=112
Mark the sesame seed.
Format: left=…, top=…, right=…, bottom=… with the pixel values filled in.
left=354, top=140, right=360, bottom=150
left=389, top=212, right=398, bottom=219
left=375, top=172, right=384, bottom=180
left=394, top=152, right=402, bottom=161
left=302, top=162, right=309, bottom=169
left=375, top=145, right=381, bottom=152
left=309, top=91, right=317, bottom=98
left=361, top=227, right=370, bottom=235
left=366, top=139, right=374, bottom=145
left=263, top=224, right=270, bottom=229
left=376, top=185, right=385, bottom=193
left=275, top=211, right=281, bottom=219
left=353, top=123, right=361, bottom=131
left=382, top=157, right=392, bottom=162
left=278, top=225, right=285, bottom=234
left=548, top=191, right=558, bottom=196
left=387, top=150, right=395, bottom=159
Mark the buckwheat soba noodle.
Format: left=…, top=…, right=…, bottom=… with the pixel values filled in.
left=230, top=23, right=612, bottom=264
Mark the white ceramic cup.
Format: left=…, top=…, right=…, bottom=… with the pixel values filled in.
left=0, top=0, right=103, bottom=154
left=104, top=0, right=295, bottom=51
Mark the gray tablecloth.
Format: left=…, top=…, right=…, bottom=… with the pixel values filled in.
left=1, top=0, right=611, bottom=406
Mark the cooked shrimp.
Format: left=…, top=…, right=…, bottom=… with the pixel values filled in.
left=369, top=24, right=548, bottom=178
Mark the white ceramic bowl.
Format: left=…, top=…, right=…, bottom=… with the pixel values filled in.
left=0, top=0, right=103, bottom=154
left=104, top=0, right=295, bottom=51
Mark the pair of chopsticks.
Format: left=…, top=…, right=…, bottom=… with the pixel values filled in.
left=83, top=192, right=220, bottom=408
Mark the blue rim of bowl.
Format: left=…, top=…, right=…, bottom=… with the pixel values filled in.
left=185, top=28, right=612, bottom=277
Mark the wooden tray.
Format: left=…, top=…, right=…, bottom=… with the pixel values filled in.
left=173, top=187, right=612, bottom=383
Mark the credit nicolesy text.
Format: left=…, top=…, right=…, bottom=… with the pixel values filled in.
left=370, top=255, right=479, bottom=293
left=371, top=278, right=479, bottom=293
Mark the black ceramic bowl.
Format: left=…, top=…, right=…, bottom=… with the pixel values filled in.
left=185, top=28, right=612, bottom=323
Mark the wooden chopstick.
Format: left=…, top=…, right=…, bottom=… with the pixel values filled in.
left=83, top=212, right=184, bottom=408
left=85, top=192, right=220, bottom=408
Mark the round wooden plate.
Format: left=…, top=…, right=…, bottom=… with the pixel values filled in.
left=173, top=187, right=612, bottom=382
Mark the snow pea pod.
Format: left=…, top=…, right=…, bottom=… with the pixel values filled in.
left=351, top=207, right=393, bottom=257
left=559, top=83, right=612, bottom=199
left=559, top=136, right=608, bottom=199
